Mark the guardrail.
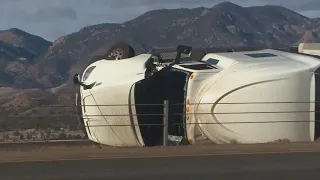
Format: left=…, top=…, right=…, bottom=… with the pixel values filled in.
left=1, top=100, right=319, bottom=147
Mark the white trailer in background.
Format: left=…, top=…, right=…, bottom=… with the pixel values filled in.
left=299, top=43, right=320, bottom=56
left=73, top=43, right=320, bottom=147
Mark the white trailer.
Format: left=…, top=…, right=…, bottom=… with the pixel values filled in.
left=299, top=43, right=320, bottom=56
left=73, top=43, right=320, bottom=147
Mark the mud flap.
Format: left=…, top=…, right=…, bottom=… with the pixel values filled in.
left=75, top=90, right=88, bottom=137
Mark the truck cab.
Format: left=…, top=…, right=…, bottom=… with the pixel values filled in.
left=74, top=43, right=320, bottom=147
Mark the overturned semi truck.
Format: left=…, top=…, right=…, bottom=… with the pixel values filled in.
left=73, top=43, right=320, bottom=147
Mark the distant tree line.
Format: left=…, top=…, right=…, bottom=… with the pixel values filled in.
left=2, top=129, right=87, bottom=141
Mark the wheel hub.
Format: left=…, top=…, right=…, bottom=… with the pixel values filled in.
left=108, top=48, right=124, bottom=60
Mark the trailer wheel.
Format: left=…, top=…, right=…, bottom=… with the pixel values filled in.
left=104, top=43, right=135, bottom=60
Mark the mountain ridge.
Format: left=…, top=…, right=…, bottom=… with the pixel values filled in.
left=36, top=2, right=319, bottom=88
left=0, top=28, right=52, bottom=89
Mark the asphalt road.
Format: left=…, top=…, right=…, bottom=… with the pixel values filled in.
left=1, top=152, right=320, bottom=180
left=1, top=142, right=320, bottom=180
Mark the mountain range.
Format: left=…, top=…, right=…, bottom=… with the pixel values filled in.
left=0, top=1, right=319, bottom=129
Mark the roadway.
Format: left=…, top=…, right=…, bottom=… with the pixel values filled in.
left=1, top=142, right=320, bottom=180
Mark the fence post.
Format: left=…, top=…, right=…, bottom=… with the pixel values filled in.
left=163, top=100, right=169, bottom=146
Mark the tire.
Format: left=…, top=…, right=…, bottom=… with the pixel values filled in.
left=103, top=42, right=135, bottom=60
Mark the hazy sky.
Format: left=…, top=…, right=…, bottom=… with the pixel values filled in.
left=1, top=0, right=319, bottom=41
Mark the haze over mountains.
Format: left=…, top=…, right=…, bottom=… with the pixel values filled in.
left=0, top=2, right=319, bottom=129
